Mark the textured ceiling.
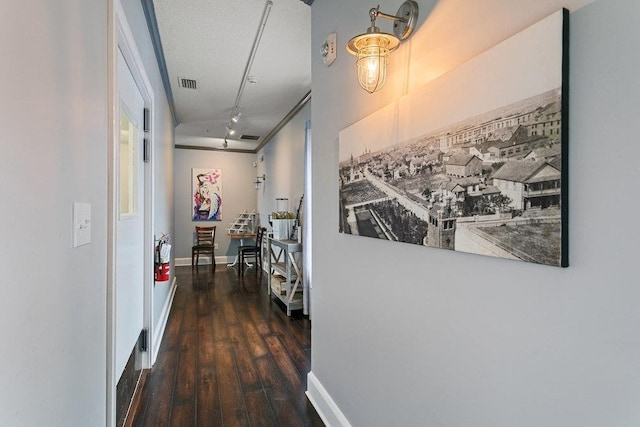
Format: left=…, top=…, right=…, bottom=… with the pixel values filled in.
left=153, top=0, right=311, bottom=151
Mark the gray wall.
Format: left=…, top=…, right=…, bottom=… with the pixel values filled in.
left=257, top=101, right=310, bottom=229
left=173, top=149, right=257, bottom=261
left=0, top=1, right=175, bottom=425
left=310, top=0, right=640, bottom=425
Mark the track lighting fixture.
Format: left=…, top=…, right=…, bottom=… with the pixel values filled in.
left=231, top=108, right=241, bottom=123
left=220, top=1, right=272, bottom=144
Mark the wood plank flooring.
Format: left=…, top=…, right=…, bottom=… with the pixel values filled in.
left=130, top=265, right=323, bottom=426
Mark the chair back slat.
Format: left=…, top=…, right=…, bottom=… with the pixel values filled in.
left=195, top=226, right=216, bottom=246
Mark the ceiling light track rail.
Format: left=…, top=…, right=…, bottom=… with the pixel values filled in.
left=224, top=0, right=273, bottom=144
left=234, top=0, right=273, bottom=110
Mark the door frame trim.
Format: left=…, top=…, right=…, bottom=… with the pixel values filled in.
left=107, top=1, right=156, bottom=425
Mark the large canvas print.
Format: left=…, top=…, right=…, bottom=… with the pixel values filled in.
left=339, top=10, right=569, bottom=267
left=192, top=168, right=222, bottom=221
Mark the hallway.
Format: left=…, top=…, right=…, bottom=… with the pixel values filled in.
left=130, top=265, right=322, bottom=426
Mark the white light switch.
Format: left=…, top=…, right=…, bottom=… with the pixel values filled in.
left=73, top=202, right=92, bottom=247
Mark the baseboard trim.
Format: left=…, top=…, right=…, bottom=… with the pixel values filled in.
left=175, top=256, right=231, bottom=267
left=306, top=371, right=352, bottom=427
left=151, top=276, right=177, bottom=364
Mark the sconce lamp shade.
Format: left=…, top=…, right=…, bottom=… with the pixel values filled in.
left=347, top=30, right=400, bottom=93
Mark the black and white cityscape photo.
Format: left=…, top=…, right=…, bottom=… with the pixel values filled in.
left=339, top=10, right=568, bottom=267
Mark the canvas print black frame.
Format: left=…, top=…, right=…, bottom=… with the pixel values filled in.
left=339, top=9, right=569, bottom=267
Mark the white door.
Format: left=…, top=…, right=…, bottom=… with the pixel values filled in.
left=115, top=47, right=145, bottom=380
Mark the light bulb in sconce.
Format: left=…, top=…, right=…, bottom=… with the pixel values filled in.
left=346, top=1, right=418, bottom=94
left=351, top=35, right=397, bottom=93
left=254, top=174, right=266, bottom=189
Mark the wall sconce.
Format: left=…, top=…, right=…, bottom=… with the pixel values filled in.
left=346, top=1, right=419, bottom=93
left=254, top=174, right=266, bottom=189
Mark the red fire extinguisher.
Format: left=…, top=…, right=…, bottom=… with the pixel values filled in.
left=155, top=235, right=171, bottom=282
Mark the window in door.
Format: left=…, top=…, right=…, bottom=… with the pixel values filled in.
left=119, top=106, right=139, bottom=217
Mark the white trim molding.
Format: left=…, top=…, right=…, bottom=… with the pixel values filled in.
left=107, top=0, right=156, bottom=424
left=151, top=277, right=177, bottom=364
left=306, top=371, right=352, bottom=427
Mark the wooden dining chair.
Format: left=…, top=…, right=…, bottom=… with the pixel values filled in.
left=192, top=226, right=216, bottom=270
left=238, top=227, right=266, bottom=278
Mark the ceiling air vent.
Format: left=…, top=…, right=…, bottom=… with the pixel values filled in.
left=178, top=77, right=197, bottom=90
left=240, top=135, right=261, bottom=141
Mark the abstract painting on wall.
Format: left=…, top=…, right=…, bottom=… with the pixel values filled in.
left=192, top=168, right=222, bottom=221
left=338, top=9, right=569, bottom=267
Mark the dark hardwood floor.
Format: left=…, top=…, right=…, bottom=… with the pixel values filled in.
left=130, top=264, right=323, bottom=426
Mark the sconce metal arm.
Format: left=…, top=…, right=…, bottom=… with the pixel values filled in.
left=367, top=1, right=418, bottom=40
left=372, top=7, right=407, bottom=23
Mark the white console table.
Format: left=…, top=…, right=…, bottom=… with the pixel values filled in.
left=266, top=237, right=304, bottom=316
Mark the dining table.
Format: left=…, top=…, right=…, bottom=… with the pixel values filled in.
left=226, top=231, right=257, bottom=267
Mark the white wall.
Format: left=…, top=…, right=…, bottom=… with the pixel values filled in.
left=309, top=0, right=640, bottom=426
left=0, top=2, right=108, bottom=425
left=257, top=102, right=310, bottom=229
left=173, top=149, right=257, bottom=261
